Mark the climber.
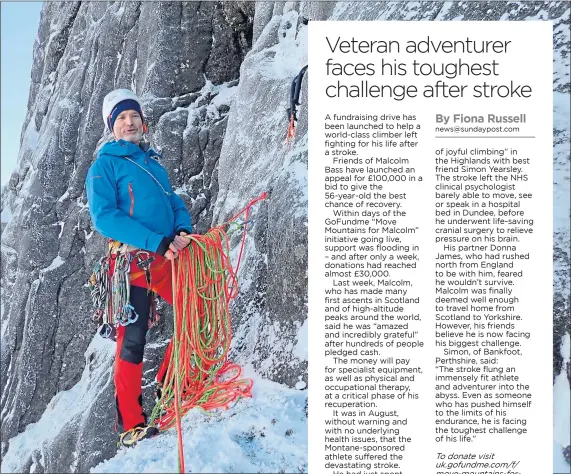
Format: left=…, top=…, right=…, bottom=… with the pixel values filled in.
left=85, top=89, right=192, bottom=447
left=286, top=65, right=308, bottom=141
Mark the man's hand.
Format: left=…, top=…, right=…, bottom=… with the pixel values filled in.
left=173, top=231, right=191, bottom=251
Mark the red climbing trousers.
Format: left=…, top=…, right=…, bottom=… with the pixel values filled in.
left=110, top=251, right=175, bottom=432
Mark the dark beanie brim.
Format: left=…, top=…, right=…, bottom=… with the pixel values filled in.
left=108, top=99, right=144, bottom=130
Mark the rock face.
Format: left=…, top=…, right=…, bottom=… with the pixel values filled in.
left=0, top=1, right=569, bottom=472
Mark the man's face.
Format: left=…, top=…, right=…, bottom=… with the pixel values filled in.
left=113, top=109, right=143, bottom=144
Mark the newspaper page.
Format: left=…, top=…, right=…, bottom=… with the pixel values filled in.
left=309, top=20, right=559, bottom=474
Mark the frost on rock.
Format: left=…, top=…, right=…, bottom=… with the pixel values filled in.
left=214, top=7, right=309, bottom=390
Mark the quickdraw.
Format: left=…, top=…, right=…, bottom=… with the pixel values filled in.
left=89, top=256, right=110, bottom=325
left=88, top=243, right=160, bottom=340
left=112, top=252, right=139, bottom=326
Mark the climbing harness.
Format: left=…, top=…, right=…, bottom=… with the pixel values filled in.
left=286, top=65, right=308, bottom=143
left=150, top=192, right=267, bottom=473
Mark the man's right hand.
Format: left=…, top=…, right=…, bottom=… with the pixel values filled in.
left=173, top=232, right=191, bottom=251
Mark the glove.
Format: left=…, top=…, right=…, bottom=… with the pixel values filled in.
left=156, top=237, right=174, bottom=256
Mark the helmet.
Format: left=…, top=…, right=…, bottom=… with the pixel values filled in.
left=102, top=89, right=144, bottom=131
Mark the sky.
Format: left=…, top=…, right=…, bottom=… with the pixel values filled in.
left=1, top=2, right=43, bottom=186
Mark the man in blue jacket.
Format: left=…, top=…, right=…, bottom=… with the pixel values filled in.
left=86, top=89, right=192, bottom=446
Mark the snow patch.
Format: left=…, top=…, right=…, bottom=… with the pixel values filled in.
left=1, top=337, right=115, bottom=473
left=131, top=59, right=138, bottom=91
left=92, top=365, right=307, bottom=473
left=53, top=220, right=65, bottom=239
left=1, top=302, right=7, bottom=340
left=211, top=82, right=239, bottom=109
left=20, top=113, right=40, bottom=163
left=145, top=338, right=171, bottom=350
left=172, top=186, right=189, bottom=197
left=41, top=256, right=65, bottom=273
left=1, top=205, right=12, bottom=224
left=76, top=196, right=88, bottom=209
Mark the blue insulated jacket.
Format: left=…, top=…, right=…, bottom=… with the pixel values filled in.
left=86, top=140, right=192, bottom=253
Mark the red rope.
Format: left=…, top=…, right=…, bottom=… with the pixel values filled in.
left=171, top=260, right=185, bottom=474
left=152, top=193, right=267, bottom=471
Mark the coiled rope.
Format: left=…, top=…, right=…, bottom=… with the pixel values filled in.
left=150, top=192, right=267, bottom=473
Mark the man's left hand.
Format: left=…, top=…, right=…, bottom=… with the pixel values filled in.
left=173, top=231, right=191, bottom=251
